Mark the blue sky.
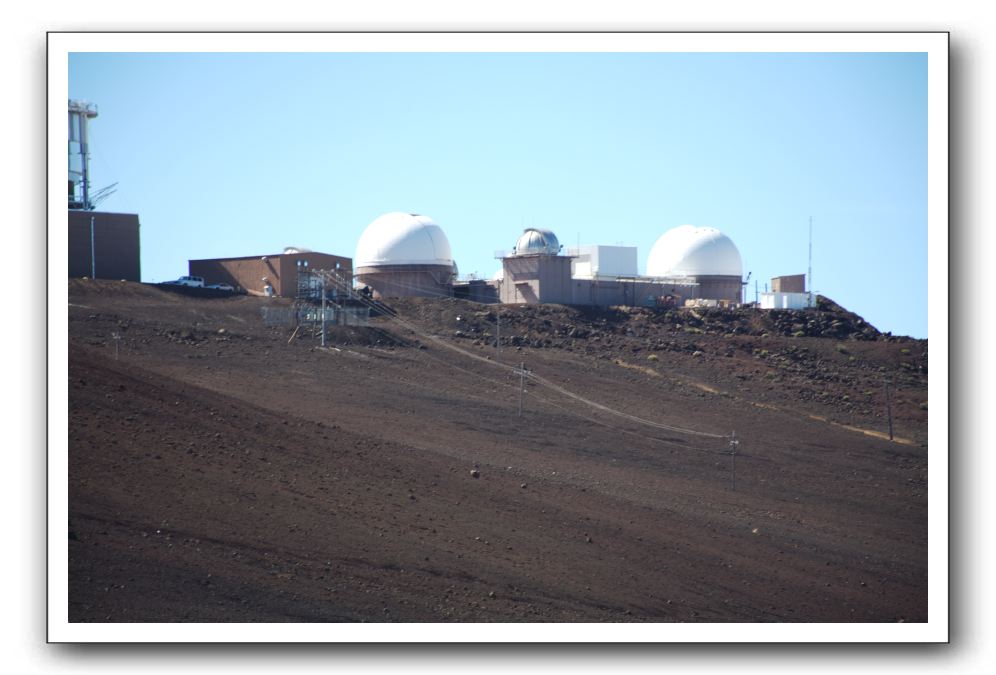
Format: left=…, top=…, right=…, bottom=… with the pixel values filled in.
left=68, top=51, right=928, bottom=337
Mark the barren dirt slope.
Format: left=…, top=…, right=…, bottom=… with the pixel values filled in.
left=66, top=280, right=928, bottom=622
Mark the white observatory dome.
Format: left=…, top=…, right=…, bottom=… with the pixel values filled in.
left=514, top=228, right=561, bottom=256
left=355, top=212, right=454, bottom=269
left=646, top=225, right=743, bottom=278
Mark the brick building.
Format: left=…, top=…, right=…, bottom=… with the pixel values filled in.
left=188, top=251, right=352, bottom=297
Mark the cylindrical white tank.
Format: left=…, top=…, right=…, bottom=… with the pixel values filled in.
left=354, top=212, right=456, bottom=298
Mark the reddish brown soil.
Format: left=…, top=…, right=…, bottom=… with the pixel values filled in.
left=67, top=280, right=928, bottom=622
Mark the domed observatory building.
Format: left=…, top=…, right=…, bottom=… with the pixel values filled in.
left=499, top=228, right=574, bottom=305
left=514, top=227, right=561, bottom=256
left=353, top=212, right=456, bottom=298
left=647, top=225, right=744, bottom=303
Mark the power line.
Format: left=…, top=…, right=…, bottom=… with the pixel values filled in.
left=385, top=324, right=724, bottom=455
left=321, top=273, right=728, bottom=441
left=524, top=368, right=727, bottom=440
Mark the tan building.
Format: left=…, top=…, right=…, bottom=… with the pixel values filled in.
left=772, top=274, right=806, bottom=293
left=189, top=251, right=351, bottom=297
left=500, top=254, right=575, bottom=304
left=688, top=274, right=744, bottom=302
left=354, top=264, right=454, bottom=299
left=498, top=228, right=573, bottom=304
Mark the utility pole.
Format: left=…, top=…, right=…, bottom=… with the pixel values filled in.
left=884, top=377, right=894, bottom=441
left=729, top=431, right=739, bottom=492
left=90, top=215, right=96, bottom=279
left=321, top=273, right=327, bottom=348
left=496, top=310, right=502, bottom=363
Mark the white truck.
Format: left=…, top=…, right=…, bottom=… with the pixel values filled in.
left=165, top=276, right=205, bottom=288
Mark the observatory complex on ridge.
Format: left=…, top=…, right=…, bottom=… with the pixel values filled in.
left=494, top=224, right=745, bottom=307
left=340, top=211, right=775, bottom=309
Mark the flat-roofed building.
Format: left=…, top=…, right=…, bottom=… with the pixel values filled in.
left=189, top=250, right=351, bottom=297
left=771, top=274, right=806, bottom=293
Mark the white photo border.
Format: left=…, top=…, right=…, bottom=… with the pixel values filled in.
left=48, top=30, right=948, bottom=644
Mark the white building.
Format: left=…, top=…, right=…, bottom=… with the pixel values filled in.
left=567, top=245, right=638, bottom=279
left=759, top=275, right=813, bottom=310
left=760, top=292, right=812, bottom=310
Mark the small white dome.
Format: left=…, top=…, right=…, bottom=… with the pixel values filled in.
left=355, top=212, right=454, bottom=268
left=647, top=225, right=742, bottom=278
left=514, top=228, right=561, bottom=256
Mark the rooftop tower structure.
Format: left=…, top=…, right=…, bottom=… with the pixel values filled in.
left=68, top=99, right=99, bottom=210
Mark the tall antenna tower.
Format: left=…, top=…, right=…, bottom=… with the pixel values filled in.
left=808, top=216, right=813, bottom=308
left=68, top=100, right=99, bottom=210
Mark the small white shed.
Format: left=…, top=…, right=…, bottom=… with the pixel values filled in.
left=760, top=291, right=812, bottom=310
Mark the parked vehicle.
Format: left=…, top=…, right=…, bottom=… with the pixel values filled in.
left=206, top=283, right=235, bottom=292
left=163, top=275, right=205, bottom=287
